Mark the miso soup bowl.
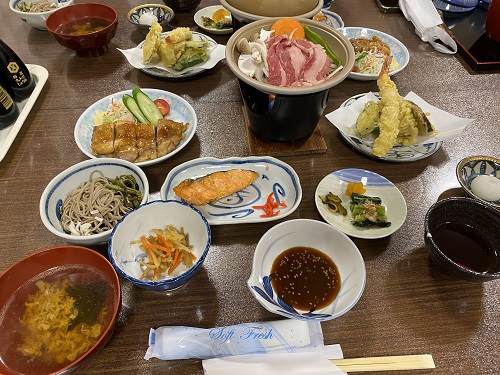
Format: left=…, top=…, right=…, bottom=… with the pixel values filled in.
left=0, top=246, right=121, bottom=375
left=424, top=197, right=500, bottom=282
left=248, top=219, right=366, bottom=321
left=45, top=3, right=118, bottom=57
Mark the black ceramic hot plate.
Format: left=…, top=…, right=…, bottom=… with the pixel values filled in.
left=442, top=4, right=500, bottom=70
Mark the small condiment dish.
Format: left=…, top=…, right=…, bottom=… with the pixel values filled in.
left=45, top=2, right=118, bottom=57
left=248, top=219, right=366, bottom=321
left=108, top=200, right=211, bottom=291
left=9, top=0, right=73, bottom=30
left=456, top=155, right=500, bottom=209
left=39, top=158, right=149, bottom=246
left=0, top=245, right=121, bottom=375
left=424, top=197, right=500, bottom=281
left=127, top=4, right=174, bottom=34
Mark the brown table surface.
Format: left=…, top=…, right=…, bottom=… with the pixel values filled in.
left=1, top=0, right=499, bottom=374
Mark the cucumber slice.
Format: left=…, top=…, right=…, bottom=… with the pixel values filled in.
left=122, top=94, right=148, bottom=123
left=132, top=87, right=163, bottom=127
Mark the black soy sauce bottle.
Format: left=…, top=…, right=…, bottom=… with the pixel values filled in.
left=0, top=39, right=35, bottom=101
left=0, top=81, right=19, bottom=129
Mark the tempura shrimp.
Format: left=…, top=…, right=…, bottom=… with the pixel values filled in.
left=372, top=56, right=400, bottom=158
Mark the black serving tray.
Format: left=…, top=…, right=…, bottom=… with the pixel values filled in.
left=442, top=3, right=500, bottom=71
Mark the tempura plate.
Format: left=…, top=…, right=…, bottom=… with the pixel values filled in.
left=315, top=168, right=407, bottom=239
left=337, top=93, right=442, bottom=162
left=161, top=156, right=302, bottom=225
left=338, top=27, right=409, bottom=81
left=74, top=89, right=197, bottom=167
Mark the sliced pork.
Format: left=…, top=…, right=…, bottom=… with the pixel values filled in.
left=266, top=35, right=331, bottom=87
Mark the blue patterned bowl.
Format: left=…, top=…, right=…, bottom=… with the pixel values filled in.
left=127, top=4, right=174, bottom=34
left=108, top=200, right=211, bottom=291
left=456, top=155, right=500, bottom=209
left=39, top=158, right=149, bottom=246
left=248, top=219, right=366, bottom=321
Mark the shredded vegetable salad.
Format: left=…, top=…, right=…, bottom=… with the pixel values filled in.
left=352, top=51, right=399, bottom=75
left=93, top=98, right=135, bottom=126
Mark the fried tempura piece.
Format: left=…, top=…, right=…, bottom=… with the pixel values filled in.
left=164, top=27, right=192, bottom=44
left=372, top=57, right=401, bottom=158
left=158, top=41, right=187, bottom=68
left=356, top=101, right=380, bottom=137
left=142, top=21, right=163, bottom=64
left=173, top=169, right=259, bottom=206
left=407, top=100, right=435, bottom=135
left=397, top=99, right=419, bottom=146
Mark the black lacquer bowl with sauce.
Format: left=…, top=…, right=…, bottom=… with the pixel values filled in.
left=424, top=197, right=500, bottom=281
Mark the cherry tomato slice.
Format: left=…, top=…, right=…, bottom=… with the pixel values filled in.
left=154, top=99, right=170, bottom=116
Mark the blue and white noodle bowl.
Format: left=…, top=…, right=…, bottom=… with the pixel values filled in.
left=39, top=158, right=149, bottom=246
left=108, top=200, right=211, bottom=291
left=9, top=0, right=74, bottom=30
left=248, top=219, right=366, bottom=321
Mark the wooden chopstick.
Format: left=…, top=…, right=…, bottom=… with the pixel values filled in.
left=331, top=354, right=435, bottom=372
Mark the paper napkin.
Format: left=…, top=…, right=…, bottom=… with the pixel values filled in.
left=202, top=345, right=346, bottom=375
left=326, top=91, right=474, bottom=145
left=399, top=0, right=458, bottom=54
left=117, top=44, right=226, bottom=76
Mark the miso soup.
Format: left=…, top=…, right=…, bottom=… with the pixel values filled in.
left=57, top=17, right=111, bottom=36
left=0, top=265, right=117, bottom=375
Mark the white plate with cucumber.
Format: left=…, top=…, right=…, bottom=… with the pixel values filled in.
left=315, top=168, right=407, bottom=239
left=74, top=88, right=197, bottom=167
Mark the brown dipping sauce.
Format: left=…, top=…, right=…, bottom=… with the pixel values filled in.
left=431, top=222, right=497, bottom=273
left=57, top=17, right=110, bottom=36
left=270, top=246, right=341, bottom=312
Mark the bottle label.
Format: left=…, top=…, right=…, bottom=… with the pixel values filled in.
left=7, top=61, right=29, bottom=87
left=0, top=86, right=14, bottom=110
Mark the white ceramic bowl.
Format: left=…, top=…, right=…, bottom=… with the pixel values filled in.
left=248, top=219, right=366, bottom=320
left=40, top=158, right=149, bottom=246
left=9, top=0, right=73, bottom=30
left=220, top=0, right=323, bottom=23
left=456, top=155, right=500, bottom=209
left=108, top=200, right=211, bottom=291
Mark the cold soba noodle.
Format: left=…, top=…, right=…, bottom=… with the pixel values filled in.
left=60, top=171, right=142, bottom=236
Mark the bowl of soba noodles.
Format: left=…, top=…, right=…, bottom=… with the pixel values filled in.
left=9, top=0, right=74, bottom=30
left=39, top=158, right=149, bottom=246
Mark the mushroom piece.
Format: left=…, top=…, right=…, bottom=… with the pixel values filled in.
left=236, top=38, right=252, bottom=54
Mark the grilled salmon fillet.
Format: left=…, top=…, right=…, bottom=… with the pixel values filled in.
left=173, top=169, right=259, bottom=205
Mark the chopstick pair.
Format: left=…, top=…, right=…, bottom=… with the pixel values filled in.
left=331, top=354, right=435, bottom=372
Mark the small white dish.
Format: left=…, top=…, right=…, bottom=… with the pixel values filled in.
left=137, top=31, right=221, bottom=78
left=248, top=219, right=366, bottom=321
left=194, top=5, right=233, bottom=35
left=0, top=64, right=48, bottom=162
left=74, top=88, right=197, bottom=167
left=315, top=168, right=407, bottom=239
left=336, top=93, right=442, bottom=162
left=338, top=27, right=409, bottom=81
left=161, top=156, right=302, bottom=225
left=315, top=9, right=344, bottom=28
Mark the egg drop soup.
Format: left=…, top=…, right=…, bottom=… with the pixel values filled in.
left=57, top=17, right=111, bottom=36
left=270, top=246, right=341, bottom=312
left=0, top=265, right=117, bottom=375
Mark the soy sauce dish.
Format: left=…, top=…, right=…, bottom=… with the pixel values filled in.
left=424, top=197, right=500, bottom=281
left=248, top=219, right=366, bottom=321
